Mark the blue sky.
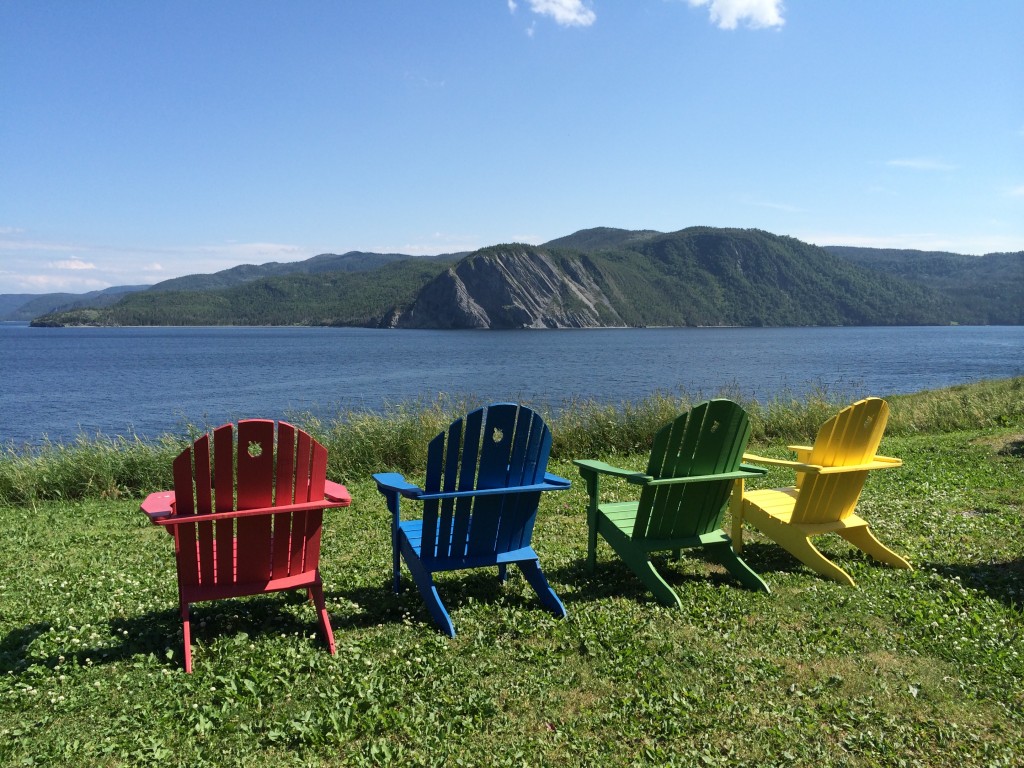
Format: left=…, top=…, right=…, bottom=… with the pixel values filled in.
left=2, top=0, right=1022, bottom=294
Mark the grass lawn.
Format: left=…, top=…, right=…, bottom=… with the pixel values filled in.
left=1, top=420, right=1022, bottom=765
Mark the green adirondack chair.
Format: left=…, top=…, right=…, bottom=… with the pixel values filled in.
left=574, top=399, right=770, bottom=607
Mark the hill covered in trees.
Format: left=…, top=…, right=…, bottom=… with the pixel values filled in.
left=27, top=227, right=1022, bottom=328
left=823, top=246, right=1023, bottom=324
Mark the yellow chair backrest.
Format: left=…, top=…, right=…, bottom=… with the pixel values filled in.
left=790, top=397, right=890, bottom=525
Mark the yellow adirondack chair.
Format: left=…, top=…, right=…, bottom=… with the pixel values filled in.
left=731, top=397, right=912, bottom=586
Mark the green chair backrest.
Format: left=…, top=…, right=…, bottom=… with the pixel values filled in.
left=632, top=399, right=751, bottom=542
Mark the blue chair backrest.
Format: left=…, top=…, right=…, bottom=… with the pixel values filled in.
left=420, top=403, right=552, bottom=564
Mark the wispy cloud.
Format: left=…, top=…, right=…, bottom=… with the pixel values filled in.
left=744, top=198, right=804, bottom=213
left=16, top=274, right=111, bottom=291
left=1008, top=185, right=1024, bottom=197
left=886, top=158, right=957, bottom=171
left=687, top=0, right=785, bottom=30
left=515, top=0, right=596, bottom=28
left=51, top=259, right=97, bottom=271
left=0, top=236, right=315, bottom=293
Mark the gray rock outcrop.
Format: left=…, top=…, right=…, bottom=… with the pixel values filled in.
left=394, top=245, right=624, bottom=329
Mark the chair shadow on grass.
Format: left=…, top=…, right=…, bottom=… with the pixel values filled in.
left=324, top=566, right=572, bottom=632
left=0, top=593, right=333, bottom=675
left=922, top=557, right=1024, bottom=610
left=545, top=543, right=793, bottom=607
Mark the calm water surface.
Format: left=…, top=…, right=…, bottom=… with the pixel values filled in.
left=1, top=324, right=1021, bottom=445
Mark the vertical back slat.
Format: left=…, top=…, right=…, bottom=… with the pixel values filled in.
left=421, top=430, right=448, bottom=562
left=637, top=414, right=678, bottom=539
left=302, top=439, right=329, bottom=574
left=288, top=428, right=313, bottom=574
left=235, top=420, right=275, bottom=583
left=192, top=435, right=216, bottom=587
left=272, top=422, right=297, bottom=579
left=449, top=412, right=481, bottom=558
left=209, top=428, right=234, bottom=586
left=172, top=447, right=199, bottom=588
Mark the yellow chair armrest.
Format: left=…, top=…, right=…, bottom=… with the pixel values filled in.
left=817, top=455, right=902, bottom=474
left=742, top=452, right=822, bottom=473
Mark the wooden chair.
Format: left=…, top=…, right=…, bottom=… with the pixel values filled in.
left=373, top=403, right=570, bottom=637
left=140, top=419, right=351, bottom=672
left=575, top=399, right=770, bottom=608
left=732, top=397, right=912, bottom=586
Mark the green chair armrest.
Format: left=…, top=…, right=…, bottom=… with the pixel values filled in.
left=573, top=459, right=650, bottom=484
left=643, top=468, right=768, bottom=487
left=576, top=459, right=765, bottom=487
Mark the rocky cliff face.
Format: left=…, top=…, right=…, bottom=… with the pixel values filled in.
left=393, top=245, right=625, bottom=329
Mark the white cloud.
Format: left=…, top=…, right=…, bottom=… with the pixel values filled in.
left=14, top=274, right=110, bottom=291
left=1008, top=185, right=1024, bottom=197
left=525, top=0, right=596, bottom=27
left=51, top=258, right=97, bottom=271
left=0, top=236, right=317, bottom=293
left=508, top=0, right=518, bottom=12
left=744, top=198, right=804, bottom=213
left=687, top=0, right=784, bottom=30
left=886, top=158, right=957, bottom=171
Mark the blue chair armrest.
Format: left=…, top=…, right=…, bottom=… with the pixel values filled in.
left=372, top=472, right=425, bottom=499
left=543, top=471, right=572, bottom=489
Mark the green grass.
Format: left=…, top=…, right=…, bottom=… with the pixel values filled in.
left=1, top=380, right=1023, bottom=765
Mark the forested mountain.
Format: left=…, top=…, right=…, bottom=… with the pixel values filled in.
left=542, top=227, right=661, bottom=253
left=34, top=257, right=457, bottom=327
left=26, top=227, right=1021, bottom=328
left=148, top=251, right=458, bottom=293
left=823, top=246, right=1024, bottom=324
left=0, top=285, right=147, bottom=321
left=391, top=229, right=953, bottom=328
left=1, top=250, right=458, bottom=320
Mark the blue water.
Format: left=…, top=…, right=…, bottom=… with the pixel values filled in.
left=1, top=324, right=1021, bottom=445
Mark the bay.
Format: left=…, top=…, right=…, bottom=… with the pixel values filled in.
left=1, top=323, right=1021, bottom=446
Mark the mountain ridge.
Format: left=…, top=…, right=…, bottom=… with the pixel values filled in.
left=17, top=227, right=1023, bottom=328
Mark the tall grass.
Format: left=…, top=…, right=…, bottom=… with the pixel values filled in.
left=2, top=377, right=1021, bottom=505
left=0, top=433, right=183, bottom=506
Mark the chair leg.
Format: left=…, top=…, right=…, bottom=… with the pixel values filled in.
left=498, top=563, right=508, bottom=583
left=781, top=533, right=857, bottom=586
left=517, top=559, right=567, bottom=619
left=747, top=511, right=857, bottom=586
left=620, top=550, right=684, bottom=610
left=706, top=541, right=771, bottom=593
left=838, top=525, right=913, bottom=571
left=730, top=484, right=746, bottom=554
left=404, top=555, right=456, bottom=638
left=392, top=529, right=403, bottom=594
left=308, top=578, right=336, bottom=656
left=180, top=601, right=193, bottom=674
left=586, top=506, right=599, bottom=574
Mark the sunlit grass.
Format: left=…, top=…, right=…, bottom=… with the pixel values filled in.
left=1, top=379, right=1022, bottom=765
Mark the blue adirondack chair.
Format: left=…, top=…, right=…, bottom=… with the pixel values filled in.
left=373, top=403, right=570, bottom=636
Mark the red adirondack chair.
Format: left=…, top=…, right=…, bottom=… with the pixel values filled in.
left=140, top=419, right=351, bottom=673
